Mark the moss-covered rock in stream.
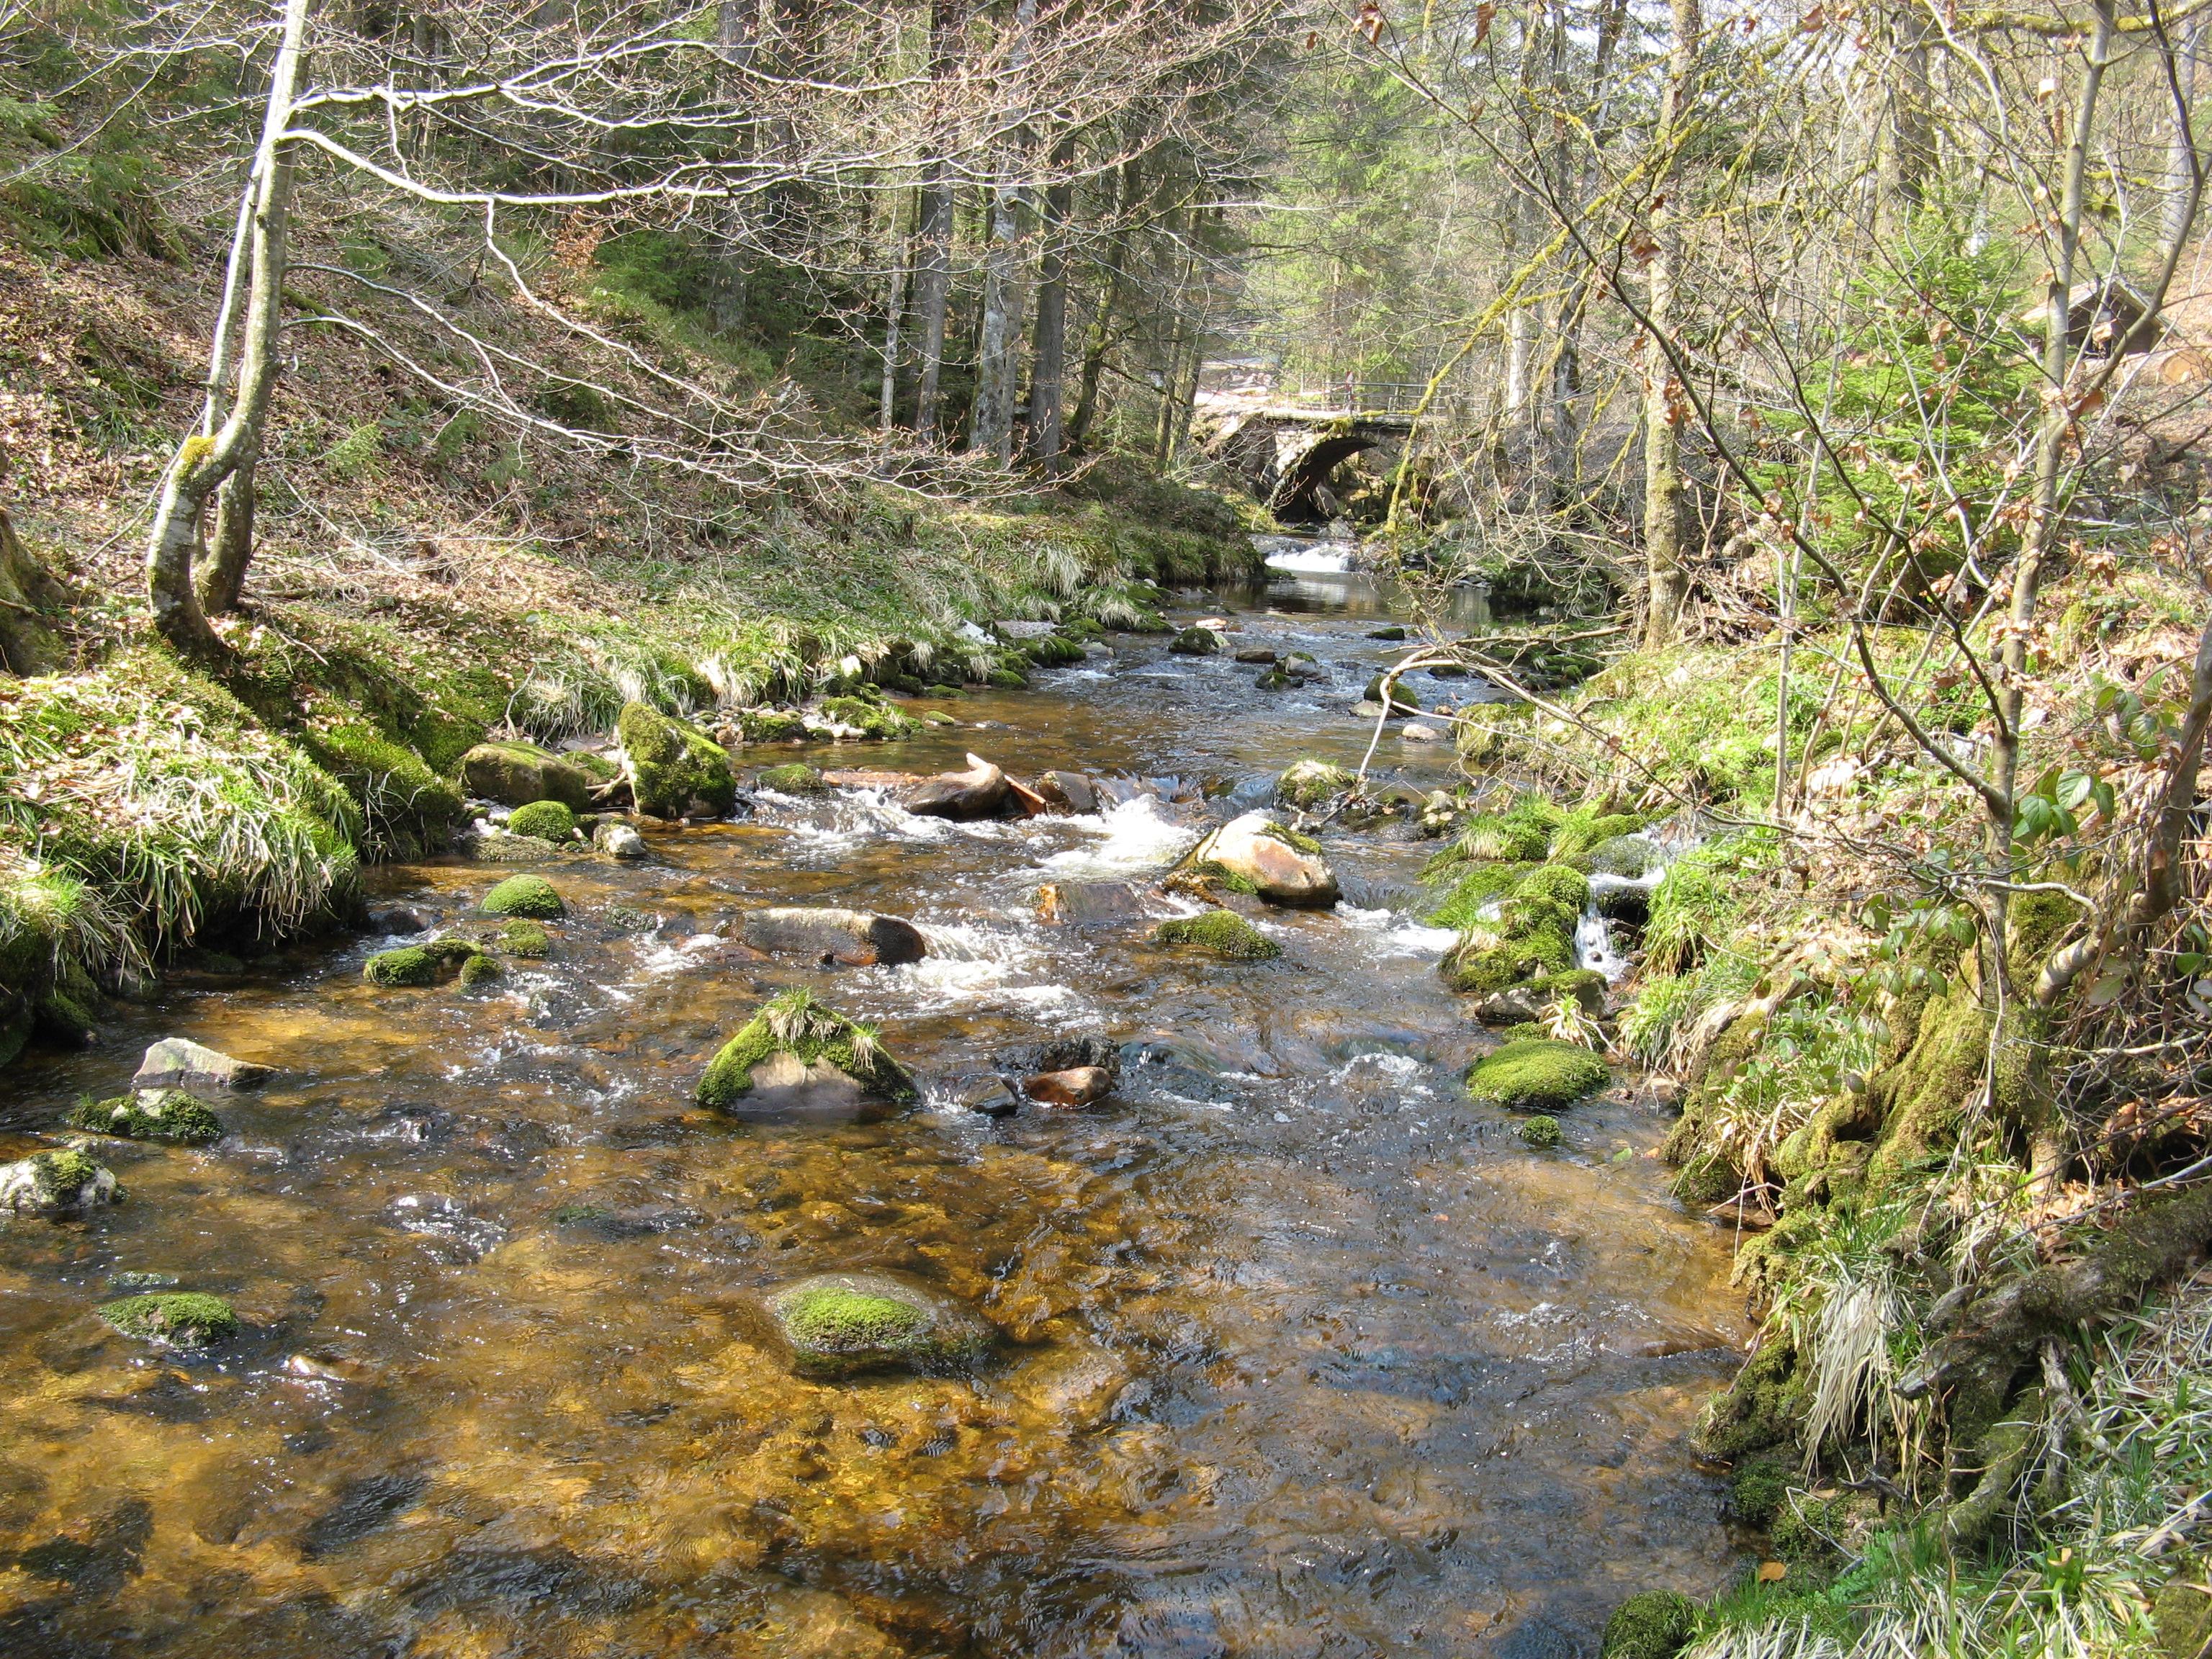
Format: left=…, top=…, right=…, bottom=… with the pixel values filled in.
left=68, top=1089, right=222, bottom=1145
left=1519, top=1115, right=1563, bottom=1148
left=1599, top=1591, right=1696, bottom=1659
left=364, top=937, right=484, bottom=987
left=505, top=799, right=577, bottom=841
left=755, top=763, right=827, bottom=793
left=1169, top=625, right=1223, bottom=656
left=819, top=693, right=920, bottom=740
left=457, top=953, right=503, bottom=987
left=100, top=1291, right=238, bottom=1348
left=1, top=1147, right=123, bottom=1215
left=1275, top=759, right=1357, bottom=811
left=1362, top=674, right=1423, bottom=716
left=1177, top=813, right=1339, bottom=907
left=617, top=701, right=736, bottom=818
left=1025, top=632, right=1089, bottom=667
left=698, top=989, right=917, bottom=1115
left=498, top=920, right=552, bottom=958
left=736, top=706, right=809, bottom=743
left=1465, top=1038, right=1609, bottom=1111
left=1439, top=865, right=1588, bottom=994
left=1153, top=909, right=1281, bottom=961
left=758, top=1272, right=989, bottom=1380
left=457, top=741, right=595, bottom=811
left=305, top=723, right=465, bottom=855
left=481, top=875, right=565, bottom=919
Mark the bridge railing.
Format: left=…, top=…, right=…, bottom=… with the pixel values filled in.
left=1279, top=380, right=1467, bottom=418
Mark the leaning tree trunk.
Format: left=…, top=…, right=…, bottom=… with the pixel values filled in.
left=146, top=0, right=310, bottom=656
left=1639, top=0, right=1700, bottom=651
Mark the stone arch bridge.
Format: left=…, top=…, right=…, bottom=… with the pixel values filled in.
left=1194, top=389, right=1419, bottom=523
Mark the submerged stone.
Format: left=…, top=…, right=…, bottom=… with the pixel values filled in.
left=498, top=920, right=553, bottom=958
left=1, top=1148, right=123, bottom=1215
left=132, top=1036, right=271, bottom=1096
left=482, top=875, right=565, bottom=919
left=68, top=1089, right=222, bottom=1146
left=100, top=1292, right=238, bottom=1348
left=759, top=1272, right=988, bottom=1380
left=459, top=741, right=595, bottom=811
left=618, top=701, right=737, bottom=819
left=1035, top=881, right=1146, bottom=925
left=1153, top=909, right=1281, bottom=961
left=1022, top=1066, right=1112, bottom=1107
left=1275, top=758, right=1357, bottom=810
left=1035, top=770, right=1100, bottom=814
left=741, top=907, right=927, bottom=967
left=1466, top=1039, right=1609, bottom=1112
left=697, top=990, right=917, bottom=1116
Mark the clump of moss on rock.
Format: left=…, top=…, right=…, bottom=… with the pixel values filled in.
left=1, top=1147, right=124, bottom=1215
left=364, top=937, right=483, bottom=986
left=1275, top=758, right=1357, bottom=810
left=1519, top=1115, right=1563, bottom=1148
left=498, top=920, right=552, bottom=958
left=698, top=989, right=917, bottom=1110
left=617, top=700, right=736, bottom=818
left=100, top=1291, right=238, bottom=1348
left=505, top=799, right=577, bottom=841
left=1154, top=909, right=1281, bottom=961
left=763, top=1272, right=989, bottom=1379
left=457, top=953, right=503, bottom=987
left=1599, top=1590, right=1696, bottom=1659
left=68, top=1089, right=222, bottom=1145
left=1440, top=864, right=1590, bottom=994
left=458, top=740, right=595, bottom=810
left=737, top=707, right=808, bottom=743
left=1466, top=1038, right=1609, bottom=1111
left=819, top=694, right=920, bottom=740
left=482, top=875, right=564, bottom=919
left=755, top=762, right=827, bottom=793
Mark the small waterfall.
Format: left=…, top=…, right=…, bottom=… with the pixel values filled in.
left=1575, top=907, right=1626, bottom=981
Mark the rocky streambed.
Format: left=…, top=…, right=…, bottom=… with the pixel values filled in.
left=0, top=572, right=1750, bottom=1658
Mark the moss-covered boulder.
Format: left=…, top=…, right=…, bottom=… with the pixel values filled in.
left=819, top=695, right=920, bottom=740
left=364, top=937, right=483, bottom=986
left=505, top=799, right=577, bottom=841
left=1519, top=1115, right=1563, bottom=1148
left=1362, top=675, right=1423, bottom=716
left=697, top=989, right=917, bottom=1117
left=736, top=706, right=808, bottom=743
left=1181, top=812, right=1339, bottom=907
left=1, top=1148, right=122, bottom=1215
left=1466, top=1039, right=1609, bottom=1112
left=100, top=1291, right=238, bottom=1348
left=457, top=954, right=503, bottom=987
left=1168, top=626, right=1222, bottom=656
left=617, top=701, right=737, bottom=818
left=1598, top=1591, right=1695, bottom=1659
left=592, top=819, right=647, bottom=860
left=68, top=1089, right=222, bottom=1145
left=1154, top=909, right=1281, bottom=961
left=458, top=741, right=595, bottom=811
left=1439, top=864, right=1589, bottom=994
left=1583, top=832, right=1662, bottom=879
left=756, top=762, right=827, bottom=793
left=482, top=875, right=565, bottom=919
left=1275, top=759, right=1357, bottom=810
left=498, top=920, right=552, bottom=958
left=1025, top=632, right=1089, bottom=667
left=758, top=1272, right=989, bottom=1380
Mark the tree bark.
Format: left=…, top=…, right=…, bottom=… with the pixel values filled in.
left=880, top=189, right=914, bottom=433
left=1640, top=0, right=1701, bottom=650
left=970, top=0, right=1038, bottom=463
left=145, top=0, right=310, bottom=657
left=1025, top=130, right=1075, bottom=471
left=1065, top=159, right=1136, bottom=452
left=0, top=500, right=64, bottom=677
left=910, top=0, right=963, bottom=440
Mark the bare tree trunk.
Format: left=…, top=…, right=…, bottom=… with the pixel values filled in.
left=1026, top=131, right=1075, bottom=471
left=880, top=189, right=914, bottom=433
left=1640, top=0, right=1701, bottom=650
left=911, top=0, right=963, bottom=440
left=971, top=0, right=1038, bottom=463
left=1547, top=0, right=1627, bottom=494
left=146, top=0, right=310, bottom=657
left=1066, top=160, right=1136, bottom=452
left=1891, top=1, right=1936, bottom=222
left=0, top=498, right=63, bottom=678
left=2169, top=16, right=2205, bottom=251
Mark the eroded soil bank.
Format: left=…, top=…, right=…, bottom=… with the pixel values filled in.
left=1, top=572, right=1748, bottom=1659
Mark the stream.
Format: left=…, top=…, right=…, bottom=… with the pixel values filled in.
left=1, top=570, right=1749, bottom=1658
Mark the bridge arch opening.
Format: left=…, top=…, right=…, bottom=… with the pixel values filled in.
left=1269, top=432, right=1388, bottom=525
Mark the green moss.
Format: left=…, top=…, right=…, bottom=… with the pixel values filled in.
left=1696, top=1335, right=1807, bottom=1462
left=498, top=920, right=552, bottom=958
left=1274, top=822, right=1326, bottom=857
left=99, top=1291, right=238, bottom=1347
left=505, top=799, right=577, bottom=840
left=783, top=1287, right=924, bottom=1350
left=1519, top=1115, right=1563, bottom=1148
left=482, top=875, right=565, bottom=919
left=457, top=740, right=594, bottom=810
left=1516, top=863, right=1591, bottom=912
left=1428, top=860, right=1535, bottom=928
left=1440, top=864, right=1587, bottom=994
left=304, top=722, right=464, bottom=857
left=1599, top=1591, right=1696, bottom=1659
left=820, top=695, right=920, bottom=739
left=457, top=953, right=502, bottom=986
left=986, top=667, right=1029, bottom=689
left=697, top=989, right=917, bottom=1109
left=1276, top=759, right=1357, bottom=809
left=1527, top=968, right=1608, bottom=1014
left=1169, top=626, right=1221, bottom=656
left=1186, top=859, right=1261, bottom=896
left=1154, top=909, right=1282, bottom=960
left=1551, top=810, right=1646, bottom=863
left=1025, top=632, right=1088, bottom=667
left=364, top=937, right=482, bottom=986
left=737, top=707, right=808, bottom=743
left=1727, top=1452, right=1793, bottom=1525
left=1466, top=1039, right=1609, bottom=1110
left=756, top=763, right=827, bottom=793
left=617, top=700, right=736, bottom=817
left=68, top=1089, right=222, bottom=1145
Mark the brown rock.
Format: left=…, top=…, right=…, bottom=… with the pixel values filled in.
left=906, top=753, right=1016, bottom=820
left=1022, top=1066, right=1112, bottom=1107
left=1035, top=881, right=1146, bottom=925
left=740, top=907, right=927, bottom=966
left=1036, top=770, right=1101, bottom=814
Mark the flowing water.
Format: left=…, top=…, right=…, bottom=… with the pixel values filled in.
left=1, top=572, right=1749, bottom=1658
